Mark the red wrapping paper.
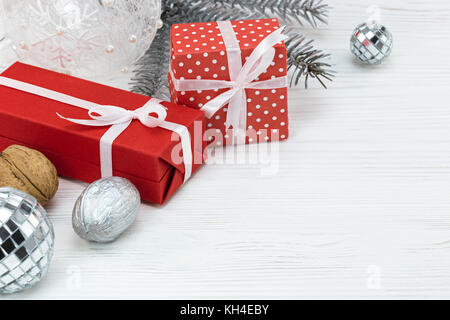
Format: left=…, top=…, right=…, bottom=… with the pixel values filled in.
left=168, top=18, right=289, bottom=146
left=0, top=62, right=206, bottom=204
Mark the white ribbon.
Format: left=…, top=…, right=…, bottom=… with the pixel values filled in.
left=170, top=21, right=288, bottom=136
left=0, top=76, right=193, bottom=182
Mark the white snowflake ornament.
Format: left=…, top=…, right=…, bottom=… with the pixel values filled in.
left=1, top=0, right=162, bottom=79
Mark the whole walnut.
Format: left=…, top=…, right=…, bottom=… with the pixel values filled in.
left=0, top=145, right=58, bottom=205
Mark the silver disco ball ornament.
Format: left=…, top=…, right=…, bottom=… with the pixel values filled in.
left=350, top=22, right=393, bottom=64
left=0, top=188, right=54, bottom=294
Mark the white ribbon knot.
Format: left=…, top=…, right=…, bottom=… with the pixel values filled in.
left=170, top=21, right=288, bottom=138
left=57, top=100, right=168, bottom=128
left=0, top=76, right=193, bottom=182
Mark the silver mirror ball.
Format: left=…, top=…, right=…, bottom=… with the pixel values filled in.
left=72, top=177, right=141, bottom=243
left=0, top=187, right=54, bottom=294
left=350, top=22, right=393, bottom=64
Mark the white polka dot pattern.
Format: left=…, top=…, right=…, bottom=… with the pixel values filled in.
left=168, top=18, right=289, bottom=146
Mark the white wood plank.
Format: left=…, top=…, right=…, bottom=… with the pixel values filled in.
left=2, top=0, right=450, bottom=299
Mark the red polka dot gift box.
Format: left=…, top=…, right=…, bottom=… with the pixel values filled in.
left=168, top=18, right=289, bottom=146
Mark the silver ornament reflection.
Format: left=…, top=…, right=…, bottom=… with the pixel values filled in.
left=350, top=22, right=393, bottom=64
left=0, top=187, right=54, bottom=294
left=72, top=177, right=140, bottom=243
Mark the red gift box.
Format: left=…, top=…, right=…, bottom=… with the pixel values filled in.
left=0, top=62, right=206, bottom=204
left=168, top=18, right=289, bottom=146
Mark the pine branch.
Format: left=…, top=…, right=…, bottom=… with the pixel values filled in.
left=285, top=29, right=334, bottom=89
left=165, top=0, right=259, bottom=23
left=130, top=0, right=334, bottom=97
left=131, top=24, right=171, bottom=98
left=211, top=0, right=330, bottom=28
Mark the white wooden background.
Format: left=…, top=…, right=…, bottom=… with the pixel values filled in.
left=1, top=0, right=450, bottom=299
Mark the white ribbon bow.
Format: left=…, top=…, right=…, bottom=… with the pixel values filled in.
left=0, top=76, right=193, bottom=182
left=170, top=21, right=288, bottom=137
left=57, top=102, right=168, bottom=128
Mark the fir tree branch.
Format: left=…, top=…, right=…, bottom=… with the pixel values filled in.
left=131, top=24, right=171, bottom=98
left=211, top=0, right=330, bottom=28
left=285, top=29, right=334, bottom=88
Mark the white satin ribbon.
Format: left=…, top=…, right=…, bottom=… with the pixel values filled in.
left=170, top=21, right=288, bottom=136
left=0, top=76, right=193, bottom=182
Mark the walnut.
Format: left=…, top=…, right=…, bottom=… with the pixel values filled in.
left=0, top=145, right=58, bottom=205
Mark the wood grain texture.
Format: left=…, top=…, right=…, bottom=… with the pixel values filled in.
left=2, top=0, right=450, bottom=299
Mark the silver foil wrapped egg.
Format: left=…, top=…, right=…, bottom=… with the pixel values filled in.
left=72, top=177, right=140, bottom=243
